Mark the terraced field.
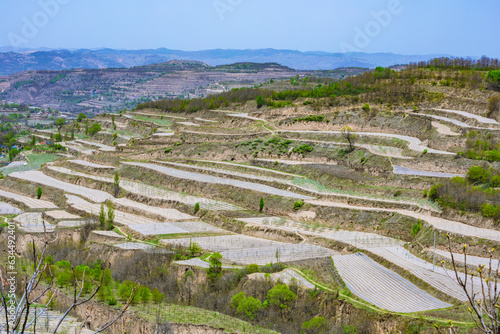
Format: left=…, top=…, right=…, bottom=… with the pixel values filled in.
left=368, top=247, right=482, bottom=301
left=69, top=159, right=116, bottom=169
left=46, top=165, right=242, bottom=211
left=10, top=171, right=112, bottom=203
left=430, top=248, right=500, bottom=268
left=249, top=268, right=315, bottom=289
left=66, top=194, right=223, bottom=236
left=14, top=212, right=55, bottom=233
left=162, top=234, right=337, bottom=265
left=332, top=253, right=452, bottom=312
left=44, top=210, right=81, bottom=220
left=0, top=201, right=22, bottom=214
left=123, top=162, right=314, bottom=200
left=393, top=165, right=463, bottom=178
left=220, top=244, right=337, bottom=265
left=75, top=140, right=115, bottom=151
left=308, top=199, right=500, bottom=242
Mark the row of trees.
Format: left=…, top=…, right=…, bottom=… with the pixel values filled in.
left=407, top=56, right=500, bottom=71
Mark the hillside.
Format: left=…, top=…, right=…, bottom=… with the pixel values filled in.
left=0, top=61, right=366, bottom=113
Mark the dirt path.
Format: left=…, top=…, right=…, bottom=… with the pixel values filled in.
left=434, top=108, right=499, bottom=125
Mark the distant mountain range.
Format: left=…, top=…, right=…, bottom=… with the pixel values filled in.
left=0, top=48, right=449, bottom=75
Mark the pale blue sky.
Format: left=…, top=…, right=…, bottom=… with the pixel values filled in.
left=1, top=0, right=498, bottom=57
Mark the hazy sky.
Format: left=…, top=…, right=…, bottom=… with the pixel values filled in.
left=1, top=0, right=498, bottom=57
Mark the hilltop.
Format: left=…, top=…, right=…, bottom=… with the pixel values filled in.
left=0, top=47, right=448, bottom=75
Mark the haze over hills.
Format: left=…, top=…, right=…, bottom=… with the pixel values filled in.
left=0, top=47, right=449, bottom=75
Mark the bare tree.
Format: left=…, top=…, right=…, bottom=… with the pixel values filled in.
left=435, top=234, right=500, bottom=334
left=340, top=126, right=357, bottom=152
left=0, top=228, right=134, bottom=333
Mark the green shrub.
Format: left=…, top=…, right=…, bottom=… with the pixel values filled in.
left=393, top=190, right=402, bottom=197
left=343, top=325, right=358, bottom=334
left=486, top=150, right=500, bottom=162
left=164, top=147, right=172, bottom=154
left=467, top=166, right=491, bottom=184
left=302, top=316, right=330, bottom=333
left=259, top=197, right=264, bottom=213
left=37, top=186, right=42, bottom=199
left=411, top=219, right=422, bottom=237
left=267, top=283, right=296, bottom=310
left=246, top=264, right=259, bottom=274
left=294, top=200, right=304, bottom=210
left=428, top=185, right=440, bottom=202
left=194, top=202, right=200, bottom=214
left=293, top=144, right=313, bottom=154
left=482, top=203, right=499, bottom=218
left=107, top=297, right=117, bottom=306
left=423, top=189, right=428, bottom=198
left=88, top=123, right=101, bottom=136
left=491, top=175, right=500, bottom=188
left=362, top=103, right=370, bottom=111
left=237, top=296, right=262, bottom=320
left=230, top=291, right=246, bottom=309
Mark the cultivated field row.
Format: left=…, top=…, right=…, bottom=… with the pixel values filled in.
left=332, top=253, right=452, bottom=313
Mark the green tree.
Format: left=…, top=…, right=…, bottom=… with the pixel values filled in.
left=118, top=281, right=138, bottom=304
left=237, top=296, right=262, bottom=320
left=8, top=147, right=19, bottom=162
left=256, top=95, right=264, bottom=108
left=137, top=285, right=151, bottom=305
left=77, top=113, right=87, bottom=122
left=37, top=186, right=42, bottom=199
left=194, top=202, right=200, bottom=214
left=259, top=197, right=264, bottom=213
left=207, top=252, right=223, bottom=282
left=106, top=201, right=115, bottom=230
left=428, top=184, right=440, bottom=202
left=55, top=118, right=65, bottom=129
left=267, top=283, right=296, bottom=310
left=88, top=123, right=102, bottom=136
left=487, top=70, right=500, bottom=90
left=151, top=289, right=165, bottom=304
left=112, top=114, right=117, bottom=130
left=113, top=171, right=120, bottom=197
left=188, top=240, right=203, bottom=258
left=70, top=128, right=75, bottom=140
left=99, top=203, right=106, bottom=230
left=341, top=126, right=357, bottom=152
left=30, top=135, right=36, bottom=146
left=230, top=292, right=246, bottom=309
left=85, top=122, right=89, bottom=135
